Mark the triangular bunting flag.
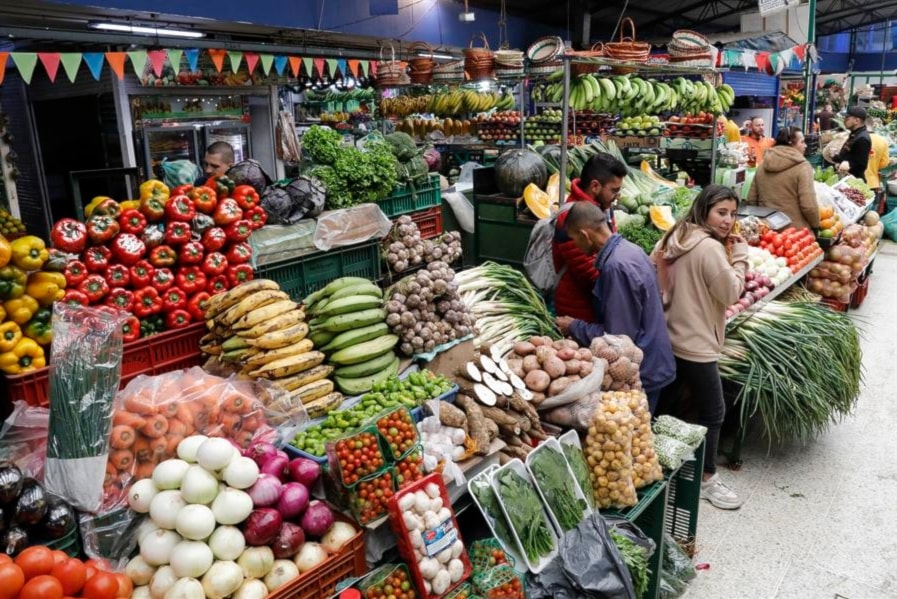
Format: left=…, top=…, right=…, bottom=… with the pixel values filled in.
left=369, top=60, right=377, bottom=77
left=0, top=53, right=8, bottom=86
left=325, top=58, right=338, bottom=76
left=38, top=53, right=61, bottom=82
left=83, top=52, right=104, bottom=80
left=105, top=52, right=127, bottom=80
left=313, top=58, right=325, bottom=77
left=778, top=48, right=794, bottom=67
left=273, top=55, right=288, bottom=76
left=755, top=52, right=771, bottom=74
left=127, top=50, right=147, bottom=78
left=301, top=57, right=312, bottom=77
left=147, top=50, right=167, bottom=77
left=185, top=48, right=200, bottom=72
left=227, top=51, right=242, bottom=73
left=348, top=59, right=360, bottom=77
left=244, top=52, right=259, bottom=74
left=11, top=53, right=38, bottom=84
left=59, top=53, right=82, bottom=83
left=288, top=56, right=301, bottom=78
left=337, top=59, right=347, bottom=77
left=208, top=49, right=227, bottom=73
left=742, top=50, right=757, bottom=70
left=167, top=49, right=183, bottom=73
left=259, top=54, right=274, bottom=75
left=793, top=45, right=806, bottom=61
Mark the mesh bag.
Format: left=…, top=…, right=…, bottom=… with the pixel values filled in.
left=652, top=415, right=707, bottom=448
left=585, top=393, right=637, bottom=509
left=624, top=391, right=663, bottom=489
left=652, top=435, right=694, bottom=471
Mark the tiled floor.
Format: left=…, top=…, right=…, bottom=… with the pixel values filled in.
left=683, top=241, right=897, bottom=599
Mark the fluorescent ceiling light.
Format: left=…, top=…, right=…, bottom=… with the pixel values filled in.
left=418, top=52, right=456, bottom=60
left=89, top=22, right=205, bottom=39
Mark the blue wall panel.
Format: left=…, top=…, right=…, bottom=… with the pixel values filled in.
left=723, top=71, right=779, bottom=96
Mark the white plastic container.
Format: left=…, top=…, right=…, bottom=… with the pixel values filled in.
left=466, top=465, right=525, bottom=571
left=525, top=438, right=593, bottom=537
left=559, top=429, right=596, bottom=510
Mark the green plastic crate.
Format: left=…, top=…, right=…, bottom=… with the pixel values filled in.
left=255, top=240, right=382, bottom=301
left=378, top=174, right=442, bottom=218
left=664, top=439, right=705, bottom=545
left=608, top=480, right=669, bottom=599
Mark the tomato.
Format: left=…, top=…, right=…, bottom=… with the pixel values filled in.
left=82, top=570, right=119, bottom=599
left=0, top=562, right=25, bottom=599
left=52, top=558, right=87, bottom=595
left=0, top=554, right=11, bottom=565
left=114, top=572, right=133, bottom=597
left=15, top=546, right=55, bottom=580
left=19, top=574, right=64, bottom=599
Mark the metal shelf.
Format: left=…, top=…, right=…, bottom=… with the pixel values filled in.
left=565, top=55, right=727, bottom=76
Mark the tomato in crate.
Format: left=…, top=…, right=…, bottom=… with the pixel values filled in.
left=348, top=469, right=396, bottom=525
left=395, top=446, right=425, bottom=489
left=376, top=406, right=419, bottom=460
left=328, top=428, right=387, bottom=487
left=358, top=563, right=418, bottom=599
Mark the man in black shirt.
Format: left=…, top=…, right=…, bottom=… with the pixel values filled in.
left=816, top=103, right=835, bottom=131
left=834, top=106, right=872, bottom=180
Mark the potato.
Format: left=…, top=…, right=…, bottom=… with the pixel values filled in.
left=524, top=370, right=551, bottom=392
left=535, top=346, right=556, bottom=364
left=530, top=336, right=551, bottom=347
left=568, top=375, right=581, bottom=383
left=522, top=355, right=540, bottom=373
left=563, top=339, right=579, bottom=350
left=556, top=347, right=576, bottom=361
left=530, top=392, right=546, bottom=406
left=507, top=358, right=525, bottom=378
left=552, top=340, right=567, bottom=350
left=548, top=376, right=572, bottom=396
left=576, top=348, right=594, bottom=362
left=564, top=359, right=582, bottom=375
left=543, top=356, right=566, bottom=379
left=579, top=360, right=594, bottom=377
left=513, top=341, right=536, bottom=356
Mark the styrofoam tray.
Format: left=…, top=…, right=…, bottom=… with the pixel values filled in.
left=491, top=459, right=560, bottom=574
left=525, top=438, right=593, bottom=536
left=558, top=429, right=596, bottom=510
left=466, top=465, right=525, bottom=572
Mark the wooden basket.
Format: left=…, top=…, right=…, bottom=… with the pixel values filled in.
left=569, top=42, right=605, bottom=76
left=407, top=41, right=434, bottom=84
left=464, top=32, right=495, bottom=80
left=604, top=18, right=651, bottom=65
left=672, top=29, right=711, bottom=50
left=376, top=44, right=409, bottom=87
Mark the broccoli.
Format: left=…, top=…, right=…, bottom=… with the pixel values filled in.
left=385, top=132, right=419, bottom=162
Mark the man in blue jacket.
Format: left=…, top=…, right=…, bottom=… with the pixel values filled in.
left=555, top=201, right=675, bottom=410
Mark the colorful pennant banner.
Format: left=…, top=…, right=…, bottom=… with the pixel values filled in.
left=717, top=43, right=813, bottom=75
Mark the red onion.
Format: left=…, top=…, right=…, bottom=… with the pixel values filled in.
left=258, top=453, right=288, bottom=478
left=245, top=442, right=278, bottom=465
left=247, top=474, right=283, bottom=507
left=243, top=508, right=283, bottom=546
left=287, top=458, right=321, bottom=488
left=270, top=522, right=306, bottom=559
left=300, top=500, right=335, bottom=537
left=277, top=482, right=310, bottom=519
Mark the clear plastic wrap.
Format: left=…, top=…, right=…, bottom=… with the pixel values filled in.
left=624, top=391, right=663, bottom=489
left=0, top=401, right=49, bottom=479
left=541, top=392, right=601, bottom=432
left=313, top=204, right=393, bottom=251
left=808, top=260, right=854, bottom=284
left=472, top=565, right=525, bottom=599
left=417, top=398, right=469, bottom=487
left=652, top=435, right=694, bottom=471
left=584, top=392, right=637, bottom=509
left=652, top=415, right=707, bottom=448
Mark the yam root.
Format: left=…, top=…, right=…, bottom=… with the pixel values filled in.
left=498, top=423, right=522, bottom=438
left=483, top=417, right=499, bottom=442
left=457, top=394, right=490, bottom=456
left=520, top=431, right=533, bottom=446
left=502, top=444, right=531, bottom=460
left=508, top=394, right=545, bottom=434
left=480, top=406, right=522, bottom=428
left=438, top=402, right=468, bottom=430
left=498, top=452, right=514, bottom=466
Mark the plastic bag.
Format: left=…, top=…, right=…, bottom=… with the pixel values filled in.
left=662, top=532, right=696, bottom=584
left=442, top=191, right=475, bottom=233
left=606, top=516, right=656, bottom=599
left=45, top=304, right=128, bottom=513
left=652, top=415, right=707, bottom=448
left=455, top=161, right=484, bottom=192
left=652, top=435, right=694, bottom=471
left=623, top=391, right=663, bottom=489
left=313, top=204, right=393, bottom=251
left=537, top=358, right=606, bottom=410
left=417, top=398, right=468, bottom=487
left=882, top=208, right=897, bottom=241
left=159, top=158, right=200, bottom=188
left=0, top=401, right=49, bottom=479
left=805, top=276, right=854, bottom=302
left=584, top=393, right=637, bottom=509
left=542, top=392, right=601, bottom=432
left=808, top=260, right=854, bottom=284
left=248, top=221, right=318, bottom=268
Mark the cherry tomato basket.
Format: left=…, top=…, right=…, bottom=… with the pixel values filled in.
left=327, top=425, right=389, bottom=488
left=444, top=582, right=475, bottom=599
left=357, top=563, right=420, bottom=599
left=347, top=467, right=398, bottom=525
left=387, top=473, right=473, bottom=599
left=395, top=444, right=426, bottom=489
left=467, top=538, right=516, bottom=575
left=471, top=564, right=525, bottom=599
left=375, top=406, right=421, bottom=461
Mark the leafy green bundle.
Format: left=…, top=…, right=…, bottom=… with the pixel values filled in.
left=496, top=468, right=555, bottom=563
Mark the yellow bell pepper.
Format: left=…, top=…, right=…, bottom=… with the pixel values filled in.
left=4, top=295, right=38, bottom=325
left=0, top=321, right=22, bottom=352
left=10, top=236, right=49, bottom=271
left=0, top=235, right=10, bottom=268
left=0, top=304, right=5, bottom=322
left=25, top=271, right=66, bottom=306
left=139, top=180, right=170, bottom=204
left=0, top=337, right=45, bottom=374
left=84, top=196, right=115, bottom=218
left=120, top=200, right=141, bottom=212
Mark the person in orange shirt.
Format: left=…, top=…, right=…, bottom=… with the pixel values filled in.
left=741, top=116, right=775, bottom=165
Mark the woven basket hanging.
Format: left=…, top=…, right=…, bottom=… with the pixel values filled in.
left=464, top=32, right=495, bottom=80
left=375, top=43, right=409, bottom=87
left=407, top=41, right=435, bottom=84
left=605, top=17, right=651, bottom=71
left=569, top=42, right=605, bottom=76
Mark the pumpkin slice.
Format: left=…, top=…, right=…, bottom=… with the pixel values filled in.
left=649, top=205, right=676, bottom=231
left=546, top=173, right=561, bottom=206
left=523, top=183, right=551, bottom=220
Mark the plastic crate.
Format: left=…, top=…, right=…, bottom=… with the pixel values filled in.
left=378, top=174, right=442, bottom=218
left=664, top=439, right=705, bottom=545
left=1, top=322, right=206, bottom=409
left=820, top=297, right=849, bottom=312
left=409, top=205, right=444, bottom=240
left=268, top=511, right=367, bottom=599
left=255, top=240, right=382, bottom=302
left=850, top=272, right=871, bottom=309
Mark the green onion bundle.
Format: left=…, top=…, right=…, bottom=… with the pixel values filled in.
left=719, top=301, right=863, bottom=443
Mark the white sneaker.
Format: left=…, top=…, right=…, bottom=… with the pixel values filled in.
left=701, top=473, right=743, bottom=510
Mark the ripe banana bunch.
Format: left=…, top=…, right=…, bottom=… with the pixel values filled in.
left=201, top=279, right=342, bottom=418
left=379, top=95, right=432, bottom=118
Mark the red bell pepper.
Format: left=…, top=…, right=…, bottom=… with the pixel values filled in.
left=104, top=264, right=131, bottom=289
left=213, top=198, right=243, bottom=226
left=202, top=227, right=227, bottom=252
left=118, top=209, right=147, bottom=236
left=179, top=241, right=205, bottom=265
left=110, top=233, right=147, bottom=267
left=129, top=260, right=155, bottom=289
left=140, top=195, right=166, bottom=222
left=51, top=218, right=88, bottom=253
left=133, top=287, right=163, bottom=317
left=165, top=195, right=196, bottom=222
left=187, top=291, right=211, bottom=321
left=149, top=245, right=177, bottom=268
left=176, top=266, right=207, bottom=295
left=205, top=274, right=229, bottom=296
left=84, top=246, right=112, bottom=273
left=244, top=206, right=268, bottom=230
left=171, top=184, right=194, bottom=197
left=231, top=185, right=260, bottom=211
left=142, top=223, right=165, bottom=249
left=225, top=219, right=253, bottom=243
left=86, top=215, right=120, bottom=245
left=64, top=260, right=88, bottom=287
left=105, top=287, right=135, bottom=313
left=226, top=264, right=254, bottom=287
left=225, top=242, right=252, bottom=265
left=62, top=289, right=89, bottom=307
left=162, top=286, right=188, bottom=313
left=188, top=186, right=218, bottom=214
left=201, top=252, right=228, bottom=277
left=163, top=221, right=192, bottom=246
left=78, top=274, right=110, bottom=303
left=121, top=315, right=141, bottom=343
left=151, top=268, right=175, bottom=293
left=165, top=308, right=193, bottom=329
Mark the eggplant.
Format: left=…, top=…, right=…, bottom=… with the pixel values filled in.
left=38, top=498, right=75, bottom=540
left=0, top=461, right=23, bottom=505
left=12, top=478, right=47, bottom=526
left=0, top=526, right=28, bottom=556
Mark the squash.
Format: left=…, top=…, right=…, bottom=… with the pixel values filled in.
left=639, top=160, right=677, bottom=189
left=523, top=184, right=551, bottom=219
left=649, top=205, right=676, bottom=231
left=494, top=149, right=548, bottom=198
left=864, top=210, right=880, bottom=226
left=546, top=173, right=560, bottom=206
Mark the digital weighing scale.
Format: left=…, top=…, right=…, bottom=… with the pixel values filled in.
left=737, top=204, right=792, bottom=231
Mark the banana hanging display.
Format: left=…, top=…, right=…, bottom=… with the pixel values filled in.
left=379, top=89, right=516, bottom=119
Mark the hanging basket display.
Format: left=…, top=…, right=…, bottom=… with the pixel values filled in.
left=375, top=43, right=410, bottom=87
left=604, top=18, right=651, bottom=73
left=494, top=49, right=525, bottom=78
left=407, top=41, right=435, bottom=85
left=464, top=32, right=495, bottom=80
left=568, top=42, right=605, bottom=76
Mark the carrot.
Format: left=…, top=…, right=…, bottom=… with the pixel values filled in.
left=167, top=418, right=189, bottom=437
left=207, top=402, right=222, bottom=426
left=149, top=437, right=168, bottom=461
left=175, top=403, right=195, bottom=427
left=110, top=449, right=134, bottom=471
left=133, top=461, right=155, bottom=481
left=165, top=434, right=185, bottom=457
left=140, top=415, right=169, bottom=439
left=223, top=393, right=253, bottom=415
left=159, top=401, right=179, bottom=419
left=233, top=430, right=254, bottom=448
left=104, top=462, right=118, bottom=487
left=113, top=410, right=146, bottom=429
left=132, top=437, right=154, bottom=463
left=241, top=414, right=262, bottom=434
left=184, top=402, right=209, bottom=431
left=123, top=393, right=156, bottom=416
left=110, top=425, right=137, bottom=449
left=219, top=412, right=242, bottom=436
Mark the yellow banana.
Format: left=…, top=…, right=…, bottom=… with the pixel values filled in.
left=232, top=300, right=299, bottom=331
left=249, top=322, right=310, bottom=350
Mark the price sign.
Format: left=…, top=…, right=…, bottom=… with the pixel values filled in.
left=758, top=0, right=800, bottom=16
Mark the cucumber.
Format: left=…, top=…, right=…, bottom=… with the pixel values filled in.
left=316, top=295, right=383, bottom=318
left=321, top=322, right=390, bottom=353
left=309, top=329, right=336, bottom=347
left=321, top=308, right=387, bottom=333
left=328, top=283, right=383, bottom=301
left=334, top=350, right=398, bottom=378
left=329, top=334, right=399, bottom=365
left=335, top=357, right=399, bottom=395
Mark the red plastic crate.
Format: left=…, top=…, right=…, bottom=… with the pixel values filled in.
left=850, top=273, right=870, bottom=309
left=1, top=322, right=206, bottom=409
left=820, top=297, right=849, bottom=313
left=410, top=206, right=444, bottom=240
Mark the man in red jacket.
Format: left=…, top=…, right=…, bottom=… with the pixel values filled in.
left=552, top=153, right=627, bottom=321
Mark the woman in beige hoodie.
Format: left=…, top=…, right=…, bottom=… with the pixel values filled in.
left=652, top=185, right=748, bottom=510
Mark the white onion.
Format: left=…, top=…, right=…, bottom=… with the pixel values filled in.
left=177, top=435, right=209, bottom=463
left=321, top=522, right=356, bottom=554
left=233, top=578, right=270, bottom=599
left=208, top=526, right=246, bottom=561
left=132, top=586, right=152, bottom=599
left=140, top=529, right=182, bottom=566
left=222, top=456, right=260, bottom=490
left=237, top=545, right=275, bottom=579
left=149, top=565, right=178, bottom=598
left=201, top=561, right=244, bottom=599
left=197, top=438, right=237, bottom=472
left=180, top=465, right=219, bottom=505
left=129, top=479, right=160, bottom=513
left=150, top=490, right=188, bottom=530
left=163, top=577, right=204, bottom=599
left=126, top=555, right=157, bottom=586
left=175, top=504, right=217, bottom=541
left=152, top=459, right=191, bottom=491
left=263, top=559, right=299, bottom=592
left=211, top=487, right=253, bottom=525
left=137, top=519, right=161, bottom=544
left=294, top=542, right=328, bottom=573
left=169, top=541, right=214, bottom=578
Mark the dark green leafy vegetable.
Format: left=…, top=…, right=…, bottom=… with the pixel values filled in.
left=610, top=528, right=650, bottom=598
left=561, top=442, right=595, bottom=510
left=618, top=223, right=663, bottom=254
left=470, top=477, right=515, bottom=550
left=496, top=468, right=554, bottom=563
left=302, top=125, right=343, bottom=165
left=529, top=446, right=587, bottom=532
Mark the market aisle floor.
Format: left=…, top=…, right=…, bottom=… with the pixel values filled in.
left=683, top=240, right=897, bottom=599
